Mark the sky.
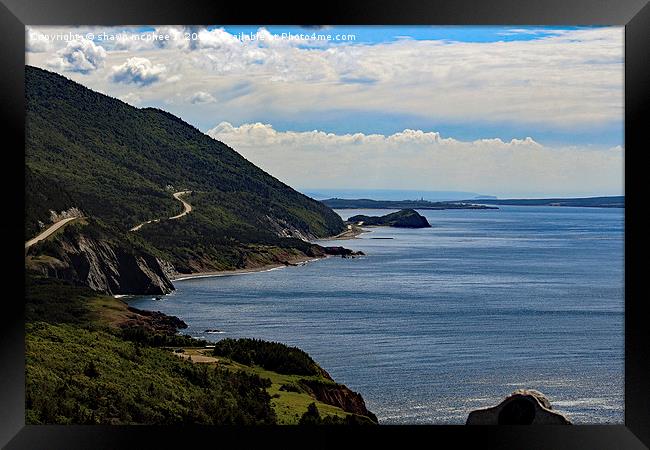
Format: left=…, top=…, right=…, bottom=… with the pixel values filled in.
left=26, top=25, right=624, bottom=198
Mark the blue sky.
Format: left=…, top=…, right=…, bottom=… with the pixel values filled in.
left=222, top=25, right=585, bottom=44
left=26, top=25, right=624, bottom=196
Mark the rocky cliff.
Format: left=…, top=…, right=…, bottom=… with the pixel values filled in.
left=298, top=379, right=378, bottom=423
left=25, top=221, right=174, bottom=295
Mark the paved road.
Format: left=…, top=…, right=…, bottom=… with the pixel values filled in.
left=169, top=191, right=192, bottom=219
left=130, top=191, right=192, bottom=232
left=25, top=217, right=78, bottom=249
left=26, top=191, right=192, bottom=246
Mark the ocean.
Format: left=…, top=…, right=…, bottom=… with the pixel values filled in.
left=128, top=205, right=624, bottom=424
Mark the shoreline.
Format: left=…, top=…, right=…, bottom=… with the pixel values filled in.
left=170, top=227, right=369, bottom=282
left=319, top=225, right=370, bottom=241
left=170, top=255, right=323, bottom=282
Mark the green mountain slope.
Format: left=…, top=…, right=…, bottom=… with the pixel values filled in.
left=25, top=66, right=345, bottom=276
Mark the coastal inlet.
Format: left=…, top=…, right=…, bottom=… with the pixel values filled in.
left=129, top=205, right=624, bottom=424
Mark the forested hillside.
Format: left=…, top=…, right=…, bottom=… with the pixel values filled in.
left=25, top=66, right=345, bottom=276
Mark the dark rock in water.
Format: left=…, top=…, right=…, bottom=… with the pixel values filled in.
left=466, top=389, right=571, bottom=425
left=347, top=209, right=431, bottom=228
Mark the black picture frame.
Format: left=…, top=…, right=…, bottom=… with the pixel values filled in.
left=1, top=1, right=647, bottom=448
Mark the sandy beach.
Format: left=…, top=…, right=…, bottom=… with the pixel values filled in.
left=170, top=255, right=322, bottom=281
left=322, top=225, right=369, bottom=240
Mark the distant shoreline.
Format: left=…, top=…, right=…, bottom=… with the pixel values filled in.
left=322, top=198, right=497, bottom=210
left=322, top=195, right=623, bottom=210
left=467, top=197, right=624, bottom=208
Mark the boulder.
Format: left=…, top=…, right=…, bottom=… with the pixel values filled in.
left=466, top=389, right=571, bottom=425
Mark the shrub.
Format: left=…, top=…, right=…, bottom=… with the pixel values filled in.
left=212, top=338, right=321, bottom=376
left=279, top=383, right=302, bottom=393
left=299, top=403, right=322, bottom=425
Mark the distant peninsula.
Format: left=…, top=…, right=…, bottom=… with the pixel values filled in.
left=347, top=209, right=432, bottom=228
left=464, top=196, right=624, bottom=208
left=322, top=198, right=498, bottom=210
left=322, top=196, right=624, bottom=209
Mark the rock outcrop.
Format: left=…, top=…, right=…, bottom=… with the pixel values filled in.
left=265, top=215, right=320, bottom=241
left=347, top=209, right=431, bottom=228
left=120, top=306, right=188, bottom=334
left=320, top=246, right=365, bottom=258
left=26, top=228, right=175, bottom=296
left=466, top=389, right=572, bottom=425
left=298, top=379, right=378, bottom=423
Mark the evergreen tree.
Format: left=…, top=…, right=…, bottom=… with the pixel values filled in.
left=298, top=403, right=322, bottom=425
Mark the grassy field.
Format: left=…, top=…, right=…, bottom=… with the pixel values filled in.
left=174, top=348, right=351, bottom=424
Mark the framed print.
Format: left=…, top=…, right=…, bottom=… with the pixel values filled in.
left=1, top=0, right=648, bottom=448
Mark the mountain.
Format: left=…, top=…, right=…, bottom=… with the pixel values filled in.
left=25, top=66, right=346, bottom=292
left=24, top=67, right=376, bottom=426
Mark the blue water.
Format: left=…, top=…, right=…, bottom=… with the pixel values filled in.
left=129, top=206, right=624, bottom=424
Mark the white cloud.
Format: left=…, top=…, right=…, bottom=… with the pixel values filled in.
left=118, top=92, right=142, bottom=106
left=110, top=57, right=166, bottom=86
left=47, top=38, right=106, bottom=73
left=25, top=25, right=624, bottom=141
left=188, top=91, right=216, bottom=104
left=207, top=122, right=623, bottom=197
left=196, top=27, right=241, bottom=49
left=169, top=26, right=622, bottom=127
left=26, top=28, right=52, bottom=52
left=152, top=26, right=193, bottom=50
left=497, top=28, right=568, bottom=37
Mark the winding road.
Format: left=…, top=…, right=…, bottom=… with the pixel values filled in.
left=25, top=191, right=193, bottom=248
left=25, top=217, right=79, bottom=249
left=169, top=191, right=193, bottom=219
left=130, top=191, right=192, bottom=232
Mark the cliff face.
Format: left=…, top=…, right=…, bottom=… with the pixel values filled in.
left=298, top=379, right=378, bottom=423
left=26, top=230, right=174, bottom=296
